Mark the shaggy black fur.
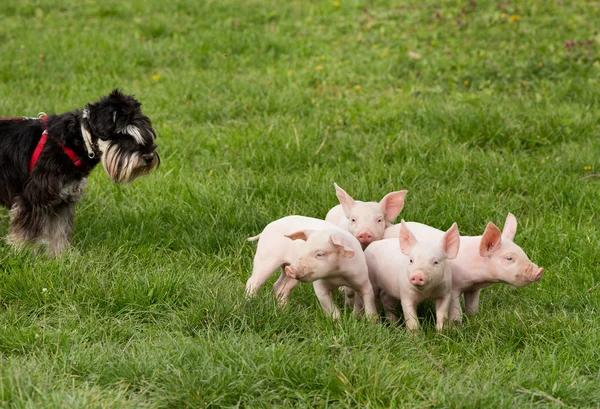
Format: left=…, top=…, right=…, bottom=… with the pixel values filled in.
left=0, top=89, right=159, bottom=256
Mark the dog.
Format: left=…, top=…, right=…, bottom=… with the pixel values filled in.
left=0, top=89, right=160, bottom=256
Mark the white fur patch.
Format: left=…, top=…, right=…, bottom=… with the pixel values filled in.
left=97, top=139, right=110, bottom=155
left=121, top=125, right=146, bottom=145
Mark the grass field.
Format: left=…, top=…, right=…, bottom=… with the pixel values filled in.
left=1, top=0, right=600, bottom=407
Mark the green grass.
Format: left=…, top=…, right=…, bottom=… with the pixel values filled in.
left=1, top=0, right=599, bottom=407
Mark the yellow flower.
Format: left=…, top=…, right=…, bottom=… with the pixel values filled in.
left=333, top=1, right=340, bottom=6
left=381, top=51, right=388, bottom=57
left=372, top=44, right=379, bottom=49
left=319, top=55, right=326, bottom=60
left=538, top=62, right=543, bottom=67
left=354, top=85, right=362, bottom=92
left=509, top=15, right=520, bottom=22
left=315, top=65, right=324, bottom=71
left=584, top=166, right=592, bottom=171
left=286, top=70, right=293, bottom=76
left=152, top=74, right=161, bottom=81
left=500, top=13, right=506, bottom=19
left=464, top=80, right=469, bottom=87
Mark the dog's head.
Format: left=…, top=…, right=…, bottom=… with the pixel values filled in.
left=84, top=89, right=160, bottom=184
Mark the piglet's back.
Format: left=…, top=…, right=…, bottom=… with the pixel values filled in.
left=384, top=221, right=443, bottom=240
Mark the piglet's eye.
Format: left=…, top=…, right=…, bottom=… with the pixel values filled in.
left=316, top=252, right=326, bottom=258
left=377, top=218, right=383, bottom=223
left=351, top=218, right=356, bottom=223
left=433, top=260, right=439, bottom=265
left=506, top=256, right=513, bottom=261
left=409, top=258, right=414, bottom=264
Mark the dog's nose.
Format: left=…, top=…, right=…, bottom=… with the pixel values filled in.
left=142, top=153, right=154, bottom=164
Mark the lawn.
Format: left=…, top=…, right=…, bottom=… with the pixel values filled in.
left=1, top=0, right=599, bottom=407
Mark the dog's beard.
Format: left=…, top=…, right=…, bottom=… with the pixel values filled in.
left=98, top=140, right=159, bottom=184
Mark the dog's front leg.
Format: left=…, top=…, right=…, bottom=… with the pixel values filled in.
left=43, top=203, right=75, bottom=257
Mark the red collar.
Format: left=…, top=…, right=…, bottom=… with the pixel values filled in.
left=29, top=116, right=84, bottom=173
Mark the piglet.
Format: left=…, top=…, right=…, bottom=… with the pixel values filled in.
left=365, top=221, right=460, bottom=331
left=245, top=216, right=377, bottom=319
left=383, top=213, right=544, bottom=322
left=325, top=184, right=407, bottom=308
left=325, top=183, right=407, bottom=247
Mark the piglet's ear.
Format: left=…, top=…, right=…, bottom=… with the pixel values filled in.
left=380, top=190, right=408, bottom=222
left=479, top=222, right=502, bottom=257
left=399, top=220, right=417, bottom=256
left=334, top=183, right=356, bottom=219
left=502, top=213, right=517, bottom=241
left=330, top=233, right=355, bottom=259
left=442, top=222, right=460, bottom=260
left=285, top=230, right=312, bottom=241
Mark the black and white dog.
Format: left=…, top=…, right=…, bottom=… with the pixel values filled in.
left=0, top=89, right=160, bottom=256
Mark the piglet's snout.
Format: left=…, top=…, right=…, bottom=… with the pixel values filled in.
left=357, top=232, right=374, bottom=245
left=409, top=272, right=427, bottom=287
left=532, top=267, right=544, bottom=282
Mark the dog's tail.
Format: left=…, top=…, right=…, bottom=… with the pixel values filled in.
left=247, top=234, right=261, bottom=242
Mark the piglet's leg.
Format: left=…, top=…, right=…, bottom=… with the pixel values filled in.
left=357, top=285, right=378, bottom=322
left=400, top=298, right=419, bottom=331
left=435, top=294, right=451, bottom=332
left=463, top=289, right=481, bottom=316
left=273, top=269, right=299, bottom=306
left=245, top=256, right=283, bottom=296
left=313, top=280, right=341, bottom=319
left=353, top=293, right=364, bottom=316
left=448, top=291, right=463, bottom=323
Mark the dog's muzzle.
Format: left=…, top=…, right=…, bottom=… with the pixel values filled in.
left=100, top=142, right=160, bottom=184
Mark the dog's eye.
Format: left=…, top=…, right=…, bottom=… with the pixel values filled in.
left=112, top=111, right=116, bottom=123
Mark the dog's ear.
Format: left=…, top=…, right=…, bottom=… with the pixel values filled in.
left=85, top=102, right=117, bottom=141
